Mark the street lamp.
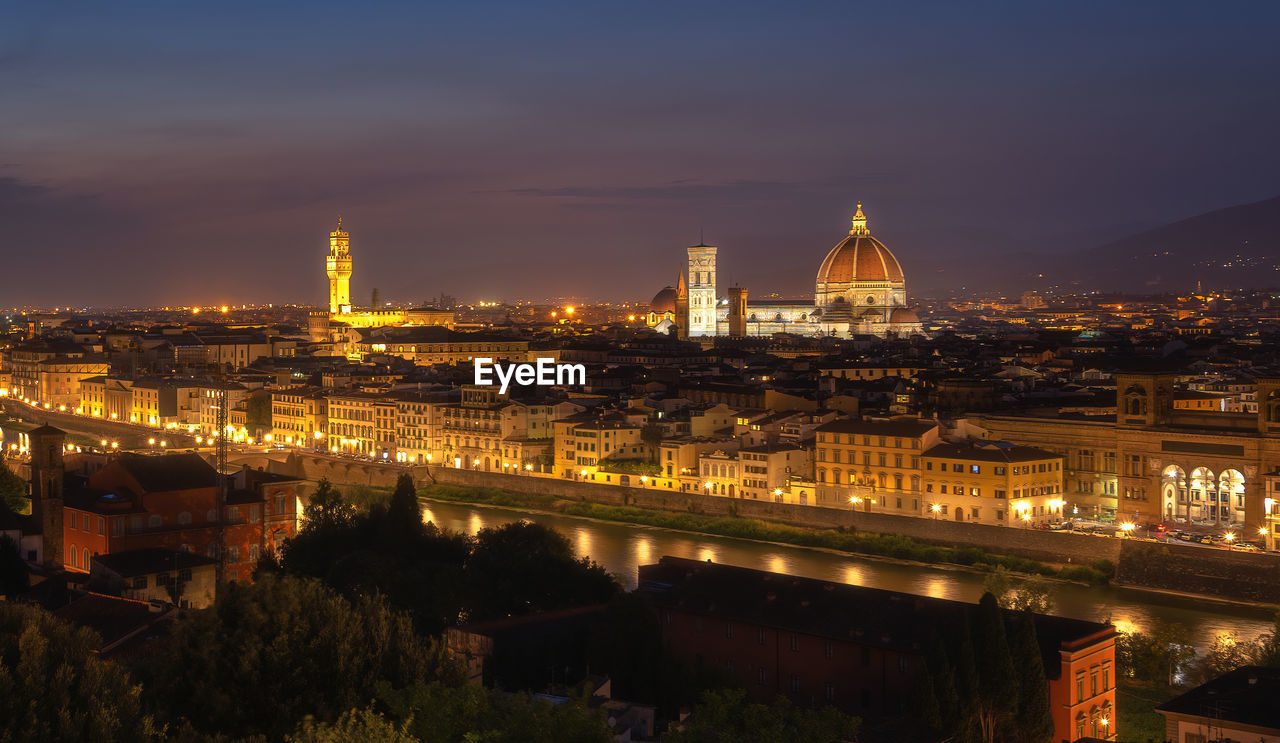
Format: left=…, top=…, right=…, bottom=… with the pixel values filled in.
left=1224, top=532, right=1236, bottom=549
left=1120, top=522, right=1136, bottom=536
left=1266, top=497, right=1276, bottom=552
left=930, top=503, right=941, bottom=519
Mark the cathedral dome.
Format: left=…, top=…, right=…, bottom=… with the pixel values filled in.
left=890, top=307, right=920, bottom=323
left=650, top=286, right=677, bottom=314
left=814, top=204, right=904, bottom=286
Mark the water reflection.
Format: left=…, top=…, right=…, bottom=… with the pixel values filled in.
left=421, top=498, right=1273, bottom=654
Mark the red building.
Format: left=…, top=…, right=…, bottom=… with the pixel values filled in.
left=63, top=453, right=302, bottom=582
left=640, top=556, right=1116, bottom=742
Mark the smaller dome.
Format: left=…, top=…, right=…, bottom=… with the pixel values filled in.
left=890, top=307, right=920, bottom=323
left=651, top=286, right=677, bottom=313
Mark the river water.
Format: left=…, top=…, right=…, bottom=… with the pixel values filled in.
left=421, top=499, right=1275, bottom=654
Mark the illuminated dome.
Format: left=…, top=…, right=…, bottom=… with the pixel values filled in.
left=650, top=286, right=677, bottom=314
left=815, top=204, right=904, bottom=286
left=814, top=204, right=907, bottom=309
left=890, top=307, right=920, bottom=323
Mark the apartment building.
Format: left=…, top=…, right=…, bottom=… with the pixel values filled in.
left=921, top=442, right=1066, bottom=525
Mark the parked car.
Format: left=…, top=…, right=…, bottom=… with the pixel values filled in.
left=1233, top=542, right=1262, bottom=552
left=1197, top=535, right=1215, bottom=545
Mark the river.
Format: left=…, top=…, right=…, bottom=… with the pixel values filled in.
left=421, top=499, right=1276, bottom=654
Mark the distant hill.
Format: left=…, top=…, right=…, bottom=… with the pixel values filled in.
left=1042, top=195, right=1280, bottom=293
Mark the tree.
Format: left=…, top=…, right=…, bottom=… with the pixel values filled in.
left=300, top=479, right=357, bottom=532
left=0, top=603, right=162, bottom=742
left=982, top=567, right=1053, bottom=614
left=378, top=682, right=613, bottom=743
left=1116, top=620, right=1196, bottom=685
left=1192, top=633, right=1263, bottom=684
left=0, top=460, right=26, bottom=514
left=949, top=615, right=981, bottom=742
left=289, top=708, right=415, bottom=743
left=388, top=473, right=421, bottom=525
left=904, top=667, right=943, bottom=735
left=464, top=521, right=621, bottom=622
left=924, top=633, right=961, bottom=732
left=1009, top=612, right=1054, bottom=743
left=143, top=573, right=458, bottom=739
left=972, top=593, right=1017, bottom=743
left=662, top=688, right=860, bottom=743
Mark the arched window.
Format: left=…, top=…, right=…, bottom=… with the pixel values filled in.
left=83, top=548, right=90, bottom=569
left=877, top=472, right=887, bottom=488
left=68, top=544, right=77, bottom=567
left=178, top=511, right=192, bottom=525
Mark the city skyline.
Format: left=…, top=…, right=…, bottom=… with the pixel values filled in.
left=5, top=1, right=1280, bottom=306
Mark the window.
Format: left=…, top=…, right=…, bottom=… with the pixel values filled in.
left=725, top=622, right=734, bottom=639
left=97, top=518, right=104, bottom=535
left=825, top=682, right=835, bottom=701
left=111, top=519, right=124, bottom=536
left=758, top=628, right=766, bottom=646
left=757, top=668, right=767, bottom=685
left=790, top=674, right=800, bottom=693
left=178, top=512, right=192, bottom=525
left=861, top=647, right=871, bottom=666
left=228, top=546, right=240, bottom=563
left=132, top=576, right=147, bottom=589
left=970, top=465, right=980, bottom=474
left=824, top=640, right=834, bottom=659
left=790, top=634, right=799, bottom=652
left=1075, top=672, right=1085, bottom=702
left=148, top=514, right=162, bottom=528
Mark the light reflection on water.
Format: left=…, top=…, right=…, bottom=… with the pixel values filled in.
left=421, top=499, right=1274, bottom=654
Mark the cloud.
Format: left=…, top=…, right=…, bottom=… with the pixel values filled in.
left=493, top=179, right=812, bottom=203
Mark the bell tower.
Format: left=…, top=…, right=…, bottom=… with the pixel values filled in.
left=686, top=243, right=718, bottom=337
left=326, top=217, right=352, bottom=315
left=28, top=425, right=65, bottom=570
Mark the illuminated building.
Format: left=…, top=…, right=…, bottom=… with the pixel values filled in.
left=921, top=442, right=1066, bottom=526
left=974, top=372, right=1280, bottom=528
left=310, top=218, right=455, bottom=342
left=651, top=205, right=923, bottom=339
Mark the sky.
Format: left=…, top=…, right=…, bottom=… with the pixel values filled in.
left=3, top=0, right=1279, bottom=308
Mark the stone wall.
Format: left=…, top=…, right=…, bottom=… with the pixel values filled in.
left=1116, top=541, right=1280, bottom=604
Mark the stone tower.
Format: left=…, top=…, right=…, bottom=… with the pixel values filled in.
left=674, top=271, right=689, bottom=341
left=27, top=425, right=65, bottom=570
left=686, top=244, right=718, bottom=336
left=728, top=286, right=748, bottom=338
left=326, top=217, right=352, bottom=315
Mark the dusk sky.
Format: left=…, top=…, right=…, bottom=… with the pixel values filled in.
left=4, top=1, right=1279, bottom=308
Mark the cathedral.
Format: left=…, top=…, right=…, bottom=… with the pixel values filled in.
left=308, top=218, right=454, bottom=342
left=647, top=205, right=923, bottom=339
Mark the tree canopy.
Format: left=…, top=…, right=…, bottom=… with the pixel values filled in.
left=143, top=573, right=457, bottom=739
left=0, top=603, right=161, bottom=743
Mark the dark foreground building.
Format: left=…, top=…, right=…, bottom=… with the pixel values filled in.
left=640, top=556, right=1117, bottom=742
left=1156, top=665, right=1280, bottom=742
